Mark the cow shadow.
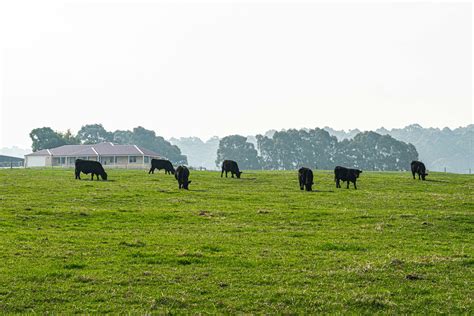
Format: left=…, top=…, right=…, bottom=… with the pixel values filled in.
left=312, top=189, right=335, bottom=193
left=156, top=189, right=178, bottom=194
left=189, top=189, right=209, bottom=192
left=240, top=177, right=257, bottom=181
left=424, top=179, right=448, bottom=183
left=79, top=179, right=115, bottom=182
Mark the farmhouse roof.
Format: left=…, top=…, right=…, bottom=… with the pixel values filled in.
left=25, top=142, right=161, bottom=157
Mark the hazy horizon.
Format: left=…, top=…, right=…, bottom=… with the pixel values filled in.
left=1, top=1, right=472, bottom=148
left=0, top=122, right=472, bottom=152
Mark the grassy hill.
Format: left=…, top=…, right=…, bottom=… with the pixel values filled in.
left=0, top=168, right=472, bottom=313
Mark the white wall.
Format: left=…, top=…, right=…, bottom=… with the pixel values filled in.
left=25, top=156, right=46, bottom=167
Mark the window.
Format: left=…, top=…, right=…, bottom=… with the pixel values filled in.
left=129, top=156, right=137, bottom=163
left=144, top=156, right=149, bottom=163
left=101, top=157, right=115, bottom=164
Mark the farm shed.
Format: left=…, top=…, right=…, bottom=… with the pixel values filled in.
left=0, top=155, right=24, bottom=168
left=24, top=142, right=161, bottom=169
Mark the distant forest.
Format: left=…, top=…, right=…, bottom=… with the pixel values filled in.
left=173, top=125, right=473, bottom=173
left=324, top=124, right=473, bottom=174
left=23, top=124, right=473, bottom=173
left=213, top=130, right=417, bottom=171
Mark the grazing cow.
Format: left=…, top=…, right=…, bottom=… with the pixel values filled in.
left=334, top=166, right=362, bottom=189
left=298, top=167, right=314, bottom=191
left=411, top=161, right=428, bottom=180
left=221, top=160, right=242, bottom=178
left=175, top=165, right=191, bottom=189
left=149, top=158, right=175, bottom=175
left=75, top=159, right=108, bottom=181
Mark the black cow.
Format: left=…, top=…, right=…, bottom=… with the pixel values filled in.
left=298, top=167, right=314, bottom=191
left=221, top=160, right=242, bottom=178
left=75, top=159, right=108, bottom=181
left=149, top=159, right=175, bottom=175
left=334, top=166, right=362, bottom=189
left=411, top=160, right=428, bottom=180
left=175, top=165, right=191, bottom=189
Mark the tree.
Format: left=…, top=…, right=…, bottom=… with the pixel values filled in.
left=216, top=135, right=261, bottom=169
left=61, top=129, right=80, bottom=145
left=77, top=124, right=112, bottom=144
left=130, top=127, right=187, bottom=164
left=257, top=128, right=337, bottom=170
left=256, top=128, right=417, bottom=171
left=111, top=126, right=187, bottom=164
left=337, top=132, right=418, bottom=171
left=29, top=127, right=69, bottom=152
left=112, top=130, right=134, bottom=144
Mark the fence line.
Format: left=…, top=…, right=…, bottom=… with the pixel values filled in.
left=0, top=162, right=24, bottom=168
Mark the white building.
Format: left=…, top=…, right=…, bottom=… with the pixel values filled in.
left=24, top=142, right=161, bottom=169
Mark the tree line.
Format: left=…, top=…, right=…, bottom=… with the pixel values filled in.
left=29, top=125, right=420, bottom=171
left=29, top=125, right=187, bottom=164
left=216, top=128, right=418, bottom=171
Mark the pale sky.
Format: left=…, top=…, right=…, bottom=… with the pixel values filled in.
left=0, top=1, right=472, bottom=149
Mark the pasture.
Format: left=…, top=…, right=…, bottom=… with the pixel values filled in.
left=0, top=168, right=472, bottom=313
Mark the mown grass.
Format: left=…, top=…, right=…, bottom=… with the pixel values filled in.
left=0, top=168, right=472, bottom=313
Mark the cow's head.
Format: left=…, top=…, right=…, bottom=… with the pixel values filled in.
left=101, top=171, right=108, bottom=181
left=183, top=180, right=192, bottom=190
left=422, top=172, right=428, bottom=180
left=355, top=170, right=362, bottom=178
left=171, top=168, right=176, bottom=175
left=237, top=171, right=243, bottom=179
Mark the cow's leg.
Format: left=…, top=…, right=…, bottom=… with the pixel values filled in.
left=347, top=181, right=350, bottom=189
left=231, top=172, right=234, bottom=178
left=225, top=171, right=228, bottom=178
left=91, top=173, right=94, bottom=181
left=412, top=171, right=415, bottom=179
left=221, top=169, right=224, bottom=177
left=148, top=167, right=153, bottom=174
left=336, top=179, right=340, bottom=188
left=354, top=181, right=357, bottom=190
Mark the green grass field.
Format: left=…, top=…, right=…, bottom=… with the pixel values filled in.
left=0, top=168, right=472, bottom=313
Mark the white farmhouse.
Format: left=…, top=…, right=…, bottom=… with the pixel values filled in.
left=24, top=142, right=161, bottom=169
